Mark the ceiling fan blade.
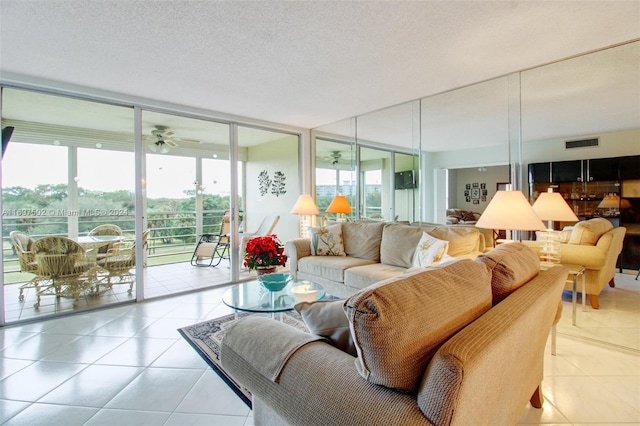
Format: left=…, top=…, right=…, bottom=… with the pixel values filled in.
left=165, top=140, right=178, bottom=147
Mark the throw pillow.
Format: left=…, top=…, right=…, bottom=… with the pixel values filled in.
left=309, top=224, right=345, bottom=256
left=412, top=232, right=449, bottom=267
left=568, top=218, right=613, bottom=246
left=475, top=242, right=540, bottom=305
left=344, top=259, right=492, bottom=392
left=294, top=299, right=356, bottom=356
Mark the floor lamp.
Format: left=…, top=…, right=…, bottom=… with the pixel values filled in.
left=291, top=194, right=320, bottom=238
left=532, top=188, right=579, bottom=266
left=476, top=190, right=545, bottom=243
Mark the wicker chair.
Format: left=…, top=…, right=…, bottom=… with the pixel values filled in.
left=88, top=224, right=123, bottom=259
left=10, top=231, right=39, bottom=301
left=30, top=236, right=97, bottom=308
left=97, top=230, right=149, bottom=294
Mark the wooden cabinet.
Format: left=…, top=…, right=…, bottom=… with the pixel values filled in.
left=619, top=155, right=640, bottom=180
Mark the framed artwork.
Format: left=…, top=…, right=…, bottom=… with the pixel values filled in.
left=473, top=199, right=480, bottom=205
left=472, top=182, right=479, bottom=188
left=465, top=196, right=471, bottom=202
left=464, top=190, right=469, bottom=196
left=471, top=188, right=481, bottom=199
left=482, top=189, right=488, bottom=195
left=481, top=195, right=487, bottom=202
left=481, top=183, right=486, bottom=189
left=466, top=183, right=471, bottom=190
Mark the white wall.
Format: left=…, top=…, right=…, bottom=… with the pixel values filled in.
left=245, top=136, right=300, bottom=244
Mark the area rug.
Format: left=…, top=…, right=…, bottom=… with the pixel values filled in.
left=178, top=311, right=308, bottom=408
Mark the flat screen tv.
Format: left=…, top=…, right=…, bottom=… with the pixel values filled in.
left=2, top=126, right=14, bottom=159
left=394, top=170, right=416, bottom=190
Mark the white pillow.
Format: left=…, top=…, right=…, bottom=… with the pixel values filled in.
left=309, top=224, right=346, bottom=256
left=412, top=232, right=449, bottom=267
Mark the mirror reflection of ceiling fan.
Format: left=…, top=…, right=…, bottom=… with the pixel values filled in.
left=148, top=125, right=200, bottom=154
left=324, top=151, right=342, bottom=167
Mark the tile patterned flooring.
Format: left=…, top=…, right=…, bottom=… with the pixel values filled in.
left=0, top=266, right=638, bottom=425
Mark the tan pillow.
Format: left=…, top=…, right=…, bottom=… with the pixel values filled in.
left=425, top=226, right=480, bottom=257
left=379, top=224, right=423, bottom=268
left=342, top=222, right=384, bottom=261
left=309, top=224, right=345, bottom=256
left=344, top=259, right=492, bottom=392
left=295, top=299, right=356, bottom=356
left=475, top=242, right=540, bottom=305
left=568, top=218, right=613, bottom=246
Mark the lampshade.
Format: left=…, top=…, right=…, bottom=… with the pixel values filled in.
left=476, top=190, right=545, bottom=232
left=597, top=193, right=621, bottom=209
left=532, top=188, right=579, bottom=222
left=620, top=199, right=632, bottom=209
left=290, top=195, right=320, bottom=215
left=326, top=195, right=352, bottom=214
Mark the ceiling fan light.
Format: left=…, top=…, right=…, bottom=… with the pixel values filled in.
left=150, top=140, right=170, bottom=154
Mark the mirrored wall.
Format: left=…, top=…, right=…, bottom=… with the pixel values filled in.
left=312, top=40, right=639, bottom=350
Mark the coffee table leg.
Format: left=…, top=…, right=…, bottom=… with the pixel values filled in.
left=581, top=269, right=586, bottom=312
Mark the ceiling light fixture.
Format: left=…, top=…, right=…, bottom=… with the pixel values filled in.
left=150, top=139, right=170, bottom=154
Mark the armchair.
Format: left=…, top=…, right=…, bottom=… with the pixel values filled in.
left=525, top=218, right=626, bottom=308
left=10, top=231, right=38, bottom=302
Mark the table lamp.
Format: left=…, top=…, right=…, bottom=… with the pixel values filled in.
left=532, top=188, right=579, bottom=265
left=326, top=194, right=352, bottom=222
left=476, top=189, right=545, bottom=243
left=597, top=193, right=623, bottom=216
left=291, top=194, right=320, bottom=238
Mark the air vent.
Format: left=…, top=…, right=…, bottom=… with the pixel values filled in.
left=565, top=138, right=599, bottom=149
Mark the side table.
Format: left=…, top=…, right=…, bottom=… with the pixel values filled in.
left=540, top=263, right=586, bottom=356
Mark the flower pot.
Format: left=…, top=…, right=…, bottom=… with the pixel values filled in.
left=256, top=267, right=277, bottom=276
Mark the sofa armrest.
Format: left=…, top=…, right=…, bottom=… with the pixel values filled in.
left=220, top=318, right=427, bottom=425
left=285, top=238, right=311, bottom=279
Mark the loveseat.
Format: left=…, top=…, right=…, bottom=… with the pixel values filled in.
left=285, top=221, right=487, bottom=298
left=221, top=243, right=567, bottom=425
left=523, top=217, right=626, bottom=309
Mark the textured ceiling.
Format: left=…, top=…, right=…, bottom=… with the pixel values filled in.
left=1, top=0, right=639, bottom=130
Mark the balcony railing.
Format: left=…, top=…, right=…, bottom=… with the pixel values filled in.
left=2, top=209, right=230, bottom=282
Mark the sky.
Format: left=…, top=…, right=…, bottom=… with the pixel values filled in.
left=2, top=143, right=233, bottom=199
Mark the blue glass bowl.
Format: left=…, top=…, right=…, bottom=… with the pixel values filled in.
left=258, top=273, right=292, bottom=292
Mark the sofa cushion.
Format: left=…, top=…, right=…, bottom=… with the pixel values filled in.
left=475, top=242, right=540, bottom=305
left=568, top=218, right=613, bottom=246
left=380, top=224, right=423, bottom=268
left=309, top=224, right=346, bottom=256
left=343, top=263, right=407, bottom=291
left=344, top=259, right=492, bottom=392
left=422, top=226, right=481, bottom=257
left=342, top=222, right=384, bottom=261
left=412, top=232, right=449, bottom=267
left=298, top=256, right=376, bottom=283
left=294, top=299, right=356, bottom=356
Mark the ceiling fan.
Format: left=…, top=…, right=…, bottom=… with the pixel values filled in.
left=149, top=125, right=178, bottom=154
left=324, top=151, right=342, bottom=167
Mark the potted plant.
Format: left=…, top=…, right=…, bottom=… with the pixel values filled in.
left=243, top=234, right=287, bottom=274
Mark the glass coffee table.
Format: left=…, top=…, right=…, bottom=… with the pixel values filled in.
left=223, top=279, right=325, bottom=319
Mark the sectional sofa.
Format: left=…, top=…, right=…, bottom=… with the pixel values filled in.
left=285, top=221, right=487, bottom=298
left=221, top=243, right=567, bottom=425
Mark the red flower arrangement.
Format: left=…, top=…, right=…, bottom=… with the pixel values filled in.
left=243, top=234, right=287, bottom=271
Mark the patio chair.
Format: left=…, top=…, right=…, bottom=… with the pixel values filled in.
left=88, top=224, right=123, bottom=259
left=30, top=236, right=97, bottom=308
left=191, top=211, right=231, bottom=267
left=10, top=231, right=39, bottom=301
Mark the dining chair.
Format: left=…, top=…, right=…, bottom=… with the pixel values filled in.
left=97, top=231, right=149, bottom=294
left=30, top=236, right=97, bottom=308
left=10, top=231, right=39, bottom=301
left=88, top=224, right=123, bottom=259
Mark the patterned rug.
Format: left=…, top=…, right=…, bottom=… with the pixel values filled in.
left=177, top=310, right=308, bottom=408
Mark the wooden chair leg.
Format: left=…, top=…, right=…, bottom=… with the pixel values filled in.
left=589, top=294, right=600, bottom=309
left=608, top=277, right=615, bottom=288
left=530, top=385, right=544, bottom=408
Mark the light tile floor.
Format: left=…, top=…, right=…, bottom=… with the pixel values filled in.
left=0, top=271, right=638, bottom=425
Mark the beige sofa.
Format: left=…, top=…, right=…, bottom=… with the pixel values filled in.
left=285, top=221, right=487, bottom=298
left=523, top=217, right=626, bottom=309
left=221, top=243, right=567, bottom=425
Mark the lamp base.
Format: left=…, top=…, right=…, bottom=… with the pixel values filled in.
left=538, top=229, right=561, bottom=265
